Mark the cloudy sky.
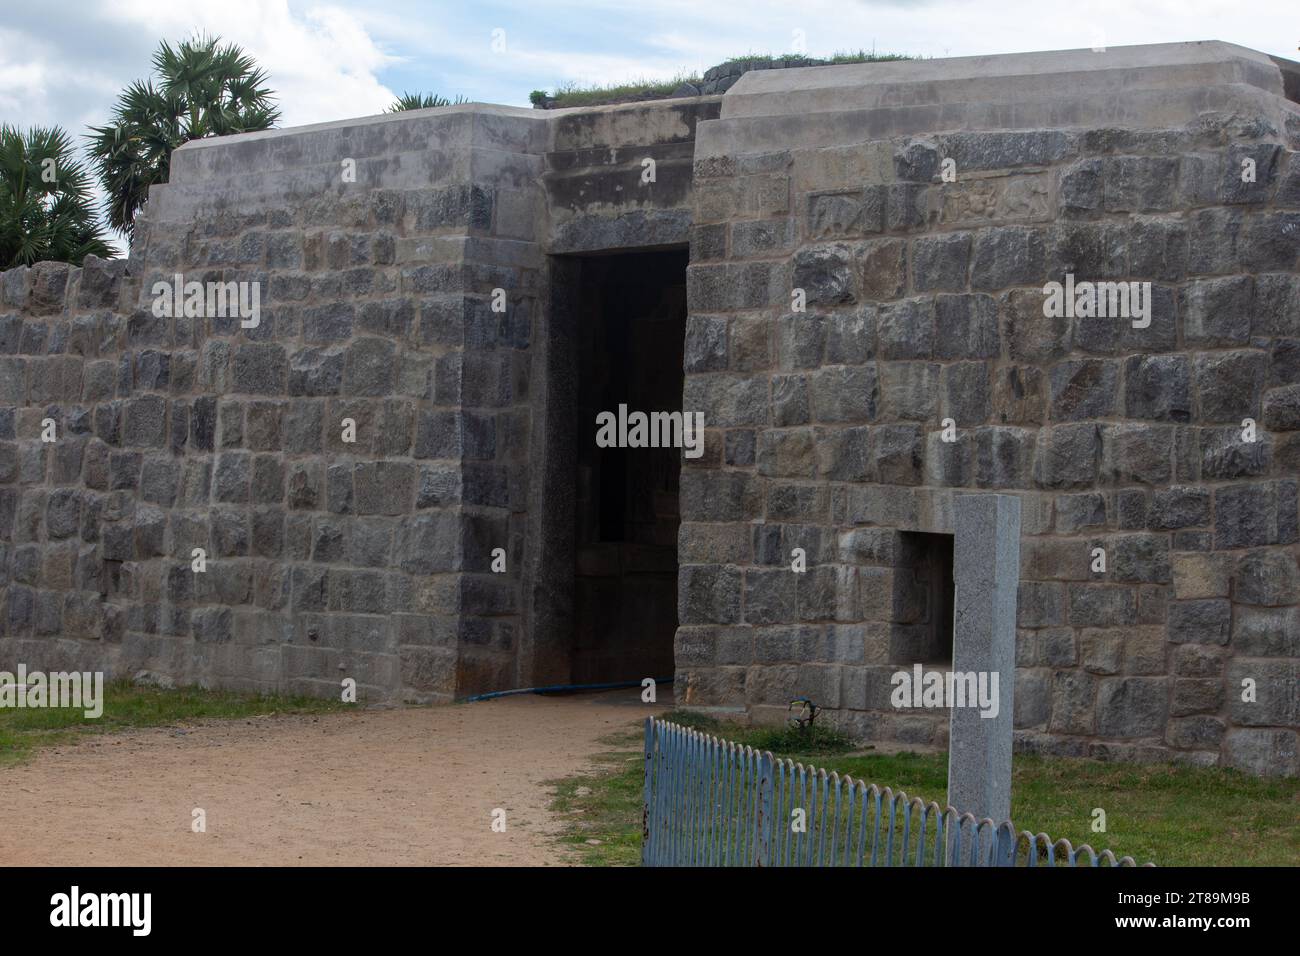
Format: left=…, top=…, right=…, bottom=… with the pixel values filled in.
left=1, top=0, right=1297, bottom=247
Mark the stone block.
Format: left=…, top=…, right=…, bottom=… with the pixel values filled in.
left=1096, top=676, right=1169, bottom=737
left=1168, top=598, right=1231, bottom=645
left=1049, top=359, right=1117, bottom=421
left=1182, top=276, right=1252, bottom=347
left=1227, top=658, right=1300, bottom=728
left=792, top=244, right=856, bottom=306
left=1195, top=350, right=1266, bottom=423
left=877, top=298, right=934, bottom=360
left=934, top=294, right=999, bottom=359
left=970, top=225, right=1045, bottom=291
left=1223, top=728, right=1299, bottom=776
left=911, top=233, right=970, bottom=291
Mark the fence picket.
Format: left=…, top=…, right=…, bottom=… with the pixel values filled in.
left=641, top=719, right=1151, bottom=868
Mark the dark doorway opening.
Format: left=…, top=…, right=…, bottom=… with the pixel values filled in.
left=890, top=531, right=955, bottom=666
left=568, top=249, right=687, bottom=683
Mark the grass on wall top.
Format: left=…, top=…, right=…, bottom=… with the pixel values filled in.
left=535, top=50, right=915, bottom=109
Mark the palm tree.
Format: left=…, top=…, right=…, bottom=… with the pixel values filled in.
left=0, top=125, right=114, bottom=268
left=388, top=92, right=467, bottom=112
left=87, top=34, right=280, bottom=239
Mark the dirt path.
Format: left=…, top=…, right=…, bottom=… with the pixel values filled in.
left=0, top=689, right=657, bottom=866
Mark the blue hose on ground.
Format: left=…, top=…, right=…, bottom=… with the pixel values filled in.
left=462, top=677, right=674, bottom=703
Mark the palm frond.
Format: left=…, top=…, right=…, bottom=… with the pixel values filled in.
left=87, top=32, right=280, bottom=235
left=0, top=124, right=114, bottom=267
left=387, top=91, right=467, bottom=112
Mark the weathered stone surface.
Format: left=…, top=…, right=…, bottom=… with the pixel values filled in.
left=941, top=362, right=991, bottom=426
left=1233, top=550, right=1300, bottom=606
left=943, top=130, right=1074, bottom=172
left=1079, top=629, right=1124, bottom=674
left=1096, top=677, right=1169, bottom=737
left=1000, top=289, right=1069, bottom=363
left=1123, top=354, right=1191, bottom=421
left=1151, top=486, right=1211, bottom=530
left=684, top=315, right=727, bottom=372
left=1102, top=423, right=1173, bottom=485
left=1213, top=482, right=1283, bottom=549
left=1171, top=551, right=1231, bottom=600
left=934, top=294, right=999, bottom=359
left=912, top=233, right=971, bottom=291
left=1033, top=424, right=1100, bottom=489
left=1264, top=384, right=1300, bottom=430
left=871, top=425, right=924, bottom=485
left=1233, top=605, right=1300, bottom=657
left=1182, top=277, right=1253, bottom=347
left=679, top=565, right=743, bottom=624
left=1223, top=728, right=1299, bottom=776
left=970, top=226, right=1045, bottom=291
left=810, top=365, right=877, bottom=422
left=1171, top=678, right=1222, bottom=716
left=1168, top=598, right=1231, bottom=645
left=1195, top=350, right=1266, bottom=422
left=1166, top=716, right=1225, bottom=750
left=877, top=298, right=934, bottom=360
left=792, top=243, right=856, bottom=305
left=880, top=363, right=938, bottom=422
left=1049, top=359, right=1117, bottom=421
left=232, top=344, right=287, bottom=394
left=756, top=428, right=815, bottom=477
left=1050, top=670, right=1096, bottom=734
left=1103, top=157, right=1177, bottom=212
left=1066, top=583, right=1137, bottom=631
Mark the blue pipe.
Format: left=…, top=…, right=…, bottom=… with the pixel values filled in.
left=462, top=677, right=674, bottom=703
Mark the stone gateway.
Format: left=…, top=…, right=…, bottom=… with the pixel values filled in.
left=1, top=42, right=1297, bottom=776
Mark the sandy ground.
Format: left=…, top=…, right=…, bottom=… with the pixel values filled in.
left=0, top=689, right=659, bottom=866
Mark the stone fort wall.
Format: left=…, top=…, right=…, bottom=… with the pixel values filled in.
left=0, top=100, right=714, bottom=703
left=675, top=42, right=1300, bottom=775
left=1, top=41, right=1297, bottom=774
left=0, top=109, right=547, bottom=702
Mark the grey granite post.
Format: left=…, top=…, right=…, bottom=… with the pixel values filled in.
left=947, top=493, right=1021, bottom=825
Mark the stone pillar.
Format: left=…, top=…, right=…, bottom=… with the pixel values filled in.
left=947, top=493, right=1021, bottom=824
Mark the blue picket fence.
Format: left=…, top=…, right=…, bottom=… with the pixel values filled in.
left=641, top=717, right=1152, bottom=867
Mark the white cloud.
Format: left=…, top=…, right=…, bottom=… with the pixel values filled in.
left=99, top=0, right=399, bottom=125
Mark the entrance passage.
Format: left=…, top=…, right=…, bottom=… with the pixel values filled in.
left=571, top=250, right=687, bottom=683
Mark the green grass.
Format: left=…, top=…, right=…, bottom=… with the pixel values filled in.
left=548, top=731, right=649, bottom=866
left=542, top=73, right=699, bottom=109
left=538, top=50, right=915, bottom=109
left=0, top=679, right=347, bottom=768
left=551, top=712, right=1300, bottom=867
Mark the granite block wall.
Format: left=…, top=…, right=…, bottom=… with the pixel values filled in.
left=2, top=42, right=1297, bottom=776
left=0, top=108, right=547, bottom=702
left=676, top=101, right=1300, bottom=775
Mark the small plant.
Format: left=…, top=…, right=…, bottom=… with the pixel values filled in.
left=388, top=92, right=467, bottom=112
left=529, top=90, right=550, bottom=107
left=745, top=723, right=856, bottom=756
